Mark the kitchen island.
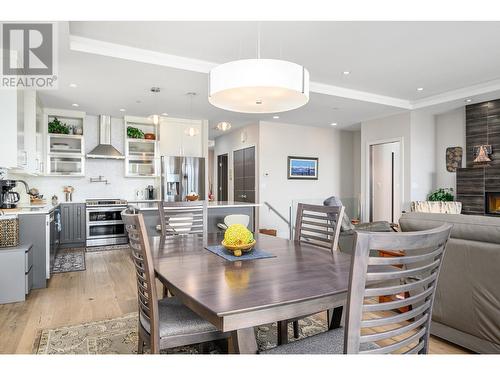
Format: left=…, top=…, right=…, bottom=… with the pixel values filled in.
left=130, top=201, right=261, bottom=237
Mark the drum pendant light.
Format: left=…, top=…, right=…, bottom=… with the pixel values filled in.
left=208, top=24, right=309, bottom=114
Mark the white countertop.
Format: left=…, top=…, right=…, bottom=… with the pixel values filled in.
left=131, top=201, right=261, bottom=211
left=4, top=203, right=59, bottom=215
left=208, top=201, right=262, bottom=208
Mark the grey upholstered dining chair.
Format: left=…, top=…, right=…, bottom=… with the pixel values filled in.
left=277, top=203, right=345, bottom=344
left=122, top=208, right=227, bottom=354
left=158, top=200, right=207, bottom=238
left=265, top=224, right=452, bottom=354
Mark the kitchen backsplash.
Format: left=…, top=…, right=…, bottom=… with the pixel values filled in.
left=9, top=159, right=157, bottom=203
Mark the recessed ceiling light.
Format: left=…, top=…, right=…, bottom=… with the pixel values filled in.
left=342, top=71, right=350, bottom=75
left=69, top=83, right=77, bottom=88
left=331, top=122, right=338, bottom=126
left=465, top=98, right=472, bottom=103
left=119, top=108, right=126, bottom=112
left=161, top=112, right=168, bottom=116
left=417, top=87, right=424, bottom=91
left=273, top=115, right=280, bottom=119
left=71, top=103, right=79, bottom=107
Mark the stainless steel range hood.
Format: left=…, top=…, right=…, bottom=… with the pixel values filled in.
left=87, top=115, right=125, bottom=159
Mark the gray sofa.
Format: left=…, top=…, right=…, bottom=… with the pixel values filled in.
left=399, top=212, right=500, bottom=353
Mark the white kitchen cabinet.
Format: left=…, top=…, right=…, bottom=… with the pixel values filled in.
left=0, top=89, right=41, bottom=174
left=16, top=90, right=26, bottom=169
left=158, top=117, right=204, bottom=158
left=124, top=116, right=159, bottom=177
left=43, top=108, right=86, bottom=176
left=0, top=90, right=18, bottom=169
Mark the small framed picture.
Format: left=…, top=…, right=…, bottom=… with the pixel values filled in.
left=287, top=156, right=319, bottom=180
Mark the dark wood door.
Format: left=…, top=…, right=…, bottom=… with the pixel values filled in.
left=217, top=153, right=228, bottom=201
left=234, top=146, right=255, bottom=203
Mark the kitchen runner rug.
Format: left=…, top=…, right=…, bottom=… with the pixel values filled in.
left=51, top=248, right=86, bottom=273
left=34, top=313, right=327, bottom=354
left=86, top=244, right=130, bottom=253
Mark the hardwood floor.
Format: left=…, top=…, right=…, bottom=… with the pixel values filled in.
left=0, top=248, right=470, bottom=354
left=0, top=249, right=137, bottom=354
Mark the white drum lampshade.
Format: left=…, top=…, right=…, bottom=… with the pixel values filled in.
left=208, top=59, right=310, bottom=113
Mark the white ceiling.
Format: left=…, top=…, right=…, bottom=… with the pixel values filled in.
left=38, top=21, right=500, bottom=138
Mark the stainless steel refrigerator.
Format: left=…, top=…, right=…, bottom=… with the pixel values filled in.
left=160, top=156, right=206, bottom=202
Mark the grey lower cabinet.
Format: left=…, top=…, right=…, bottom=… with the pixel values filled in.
left=19, top=214, right=49, bottom=289
left=60, top=203, right=86, bottom=248
left=0, top=243, right=33, bottom=304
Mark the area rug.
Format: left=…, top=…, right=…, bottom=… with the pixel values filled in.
left=34, top=313, right=327, bottom=354
left=51, top=248, right=86, bottom=273
left=86, top=244, right=130, bottom=253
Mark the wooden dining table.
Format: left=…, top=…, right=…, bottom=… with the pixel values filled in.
left=150, top=233, right=352, bottom=354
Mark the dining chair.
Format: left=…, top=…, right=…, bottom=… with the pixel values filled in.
left=294, top=203, right=345, bottom=252
left=277, top=203, right=345, bottom=344
left=263, top=224, right=453, bottom=354
left=158, top=200, right=206, bottom=238
left=122, top=208, right=227, bottom=354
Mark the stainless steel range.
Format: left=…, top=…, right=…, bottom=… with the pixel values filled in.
left=86, top=199, right=129, bottom=247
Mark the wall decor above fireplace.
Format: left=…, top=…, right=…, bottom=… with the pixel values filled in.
left=465, top=100, right=500, bottom=167
left=472, top=144, right=492, bottom=164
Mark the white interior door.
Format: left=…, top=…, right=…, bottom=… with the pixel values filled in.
left=370, top=141, right=401, bottom=223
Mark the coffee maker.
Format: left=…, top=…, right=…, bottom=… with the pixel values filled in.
left=0, top=180, right=29, bottom=209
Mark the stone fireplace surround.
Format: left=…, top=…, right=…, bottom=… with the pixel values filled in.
left=456, top=99, right=500, bottom=215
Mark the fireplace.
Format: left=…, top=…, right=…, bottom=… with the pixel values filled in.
left=486, top=192, right=500, bottom=216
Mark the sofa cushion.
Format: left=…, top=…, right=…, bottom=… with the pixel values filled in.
left=399, top=212, right=500, bottom=245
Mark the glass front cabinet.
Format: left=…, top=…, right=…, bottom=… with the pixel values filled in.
left=44, top=109, right=86, bottom=176
left=124, top=116, right=159, bottom=177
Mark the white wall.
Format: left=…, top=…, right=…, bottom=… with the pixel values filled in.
left=410, top=110, right=436, bottom=201
left=352, top=130, right=361, bottom=218
left=259, top=121, right=355, bottom=238
left=435, top=107, right=466, bottom=190
left=361, top=112, right=411, bottom=221
left=213, top=123, right=259, bottom=202
left=10, top=115, right=156, bottom=203
left=208, top=149, right=214, bottom=197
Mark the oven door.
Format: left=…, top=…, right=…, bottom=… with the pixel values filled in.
left=86, top=206, right=128, bottom=246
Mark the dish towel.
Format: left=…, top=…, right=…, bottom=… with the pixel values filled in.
left=205, top=245, right=276, bottom=262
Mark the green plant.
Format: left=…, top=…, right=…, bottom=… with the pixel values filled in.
left=48, top=117, right=69, bottom=134
left=127, top=126, right=144, bottom=139
left=428, top=188, right=454, bottom=202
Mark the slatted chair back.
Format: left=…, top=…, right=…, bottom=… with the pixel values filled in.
left=158, top=201, right=207, bottom=238
left=122, top=208, right=160, bottom=353
left=294, top=203, right=345, bottom=252
left=344, top=224, right=452, bottom=354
